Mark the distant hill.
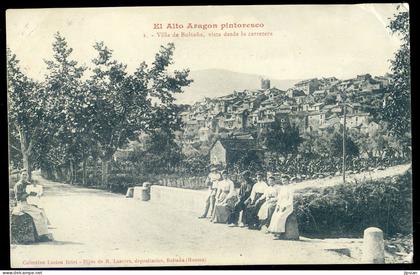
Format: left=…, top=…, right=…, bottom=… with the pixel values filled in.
left=175, top=69, right=302, bottom=104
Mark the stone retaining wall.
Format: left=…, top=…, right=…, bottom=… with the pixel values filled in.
left=150, top=185, right=208, bottom=214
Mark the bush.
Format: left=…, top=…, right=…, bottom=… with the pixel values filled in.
left=294, top=169, right=412, bottom=238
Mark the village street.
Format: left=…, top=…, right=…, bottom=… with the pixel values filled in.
left=11, top=163, right=411, bottom=268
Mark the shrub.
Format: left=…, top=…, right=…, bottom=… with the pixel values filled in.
left=294, top=169, right=412, bottom=238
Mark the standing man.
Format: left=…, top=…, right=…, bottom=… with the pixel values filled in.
left=198, top=166, right=221, bottom=219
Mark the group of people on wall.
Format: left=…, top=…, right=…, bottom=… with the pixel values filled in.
left=199, top=165, right=299, bottom=240
left=11, top=171, right=53, bottom=243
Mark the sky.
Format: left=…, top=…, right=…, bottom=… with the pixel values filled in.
left=6, top=4, right=406, bottom=81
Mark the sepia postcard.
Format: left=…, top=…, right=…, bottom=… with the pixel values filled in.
left=7, top=4, right=412, bottom=268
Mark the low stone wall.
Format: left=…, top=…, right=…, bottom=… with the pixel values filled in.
left=150, top=185, right=208, bottom=214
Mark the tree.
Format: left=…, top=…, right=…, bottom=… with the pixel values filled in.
left=88, top=42, right=192, bottom=186
left=382, top=8, right=411, bottom=150
left=126, top=128, right=184, bottom=174
left=262, top=117, right=301, bottom=167
left=298, top=130, right=331, bottom=158
left=41, top=32, right=88, bottom=184
left=7, top=49, right=45, bottom=179
left=330, top=129, right=359, bottom=160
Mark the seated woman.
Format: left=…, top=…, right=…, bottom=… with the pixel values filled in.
left=243, top=172, right=268, bottom=229
left=26, top=179, right=51, bottom=225
left=211, top=170, right=237, bottom=224
left=257, top=174, right=278, bottom=232
left=12, top=172, right=53, bottom=242
left=227, top=170, right=253, bottom=227
left=268, top=175, right=299, bottom=240
left=26, top=179, right=43, bottom=206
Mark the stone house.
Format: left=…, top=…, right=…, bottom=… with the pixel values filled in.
left=248, top=110, right=259, bottom=126
left=309, top=102, right=324, bottom=112
left=374, top=75, right=391, bottom=88
left=257, top=106, right=276, bottom=128
left=286, top=88, right=306, bottom=98
left=340, top=112, right=370, bottom=128
left=313, top=90, right=327, bottom=99
left=289, top=112, right=309, bottom=133
left=307, top=112, right=326, bottom=131
left=209, top=138, right=262, bottom=168
left=319, top=115, right=341, bottom=133
left=294, top=78, right=320, bottom=95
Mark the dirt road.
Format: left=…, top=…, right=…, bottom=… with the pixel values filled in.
left=11, top=172, right=362, bottom=268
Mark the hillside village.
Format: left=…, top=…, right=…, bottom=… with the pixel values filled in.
left=178, top=73, right=392, bottom=148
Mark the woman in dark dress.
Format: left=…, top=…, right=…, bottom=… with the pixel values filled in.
left=243, top=172, right=268, bottom=229
left=227, top=170, right=253, bottom=227
left=12, top=172, right=53, bottom=242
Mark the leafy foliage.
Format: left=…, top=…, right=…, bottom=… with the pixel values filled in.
left=8, top=33, right=192, bottom=187
left=381, top=9, right=411, bottom=147
left=124, top=129, right=184, bottom=174
left=87, top=41, right=192, bottom=184
left=7, top=49, right=46, bottom=177
left=330, top=131, right=359, bottom=160
left=294, top=170, right=412, bottom=238
left=263, top=118, right=301, bottom=157
left=40, top=33, right=88, bottom=174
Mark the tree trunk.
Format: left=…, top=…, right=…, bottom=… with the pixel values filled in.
left=82, top=157, right=87, bottom=186
left=101, top=158, right=110, bottom=187
left=92, top=160, right=98, bottom=186
left=64, top=166, right=70, bottom=183
left=22, top=152, right=31, bottom=180
left=69, top=160, right=74, bottom=185
left=17, top=126, right=32, bottom=180
left=56, top=166, right=62, bottom=181
left=52, top=165, right=58, bottom=181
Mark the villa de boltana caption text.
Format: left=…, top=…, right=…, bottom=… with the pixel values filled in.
left=149, top=22, right=273, bottom=38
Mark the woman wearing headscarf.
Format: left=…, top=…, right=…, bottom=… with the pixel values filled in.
left=268, top=174, right=299, bottom=240
left=243, top=172, right=268, bottom=229
left=257, top=173, right=278, bottom=232
left=211, top=170, right=237, bottom=224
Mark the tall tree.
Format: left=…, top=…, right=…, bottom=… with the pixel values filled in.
left=382, top=8, right=411, bottom=151
left=41, top=32, right=88, bottom=183
left=7, top=49, right=45, bottom=179
left=89, top=42, right=192, bottom=186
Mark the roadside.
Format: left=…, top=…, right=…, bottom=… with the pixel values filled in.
left=11, top=172, right=359, bottom=268
left=11, top=163, right=412, bottom=267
